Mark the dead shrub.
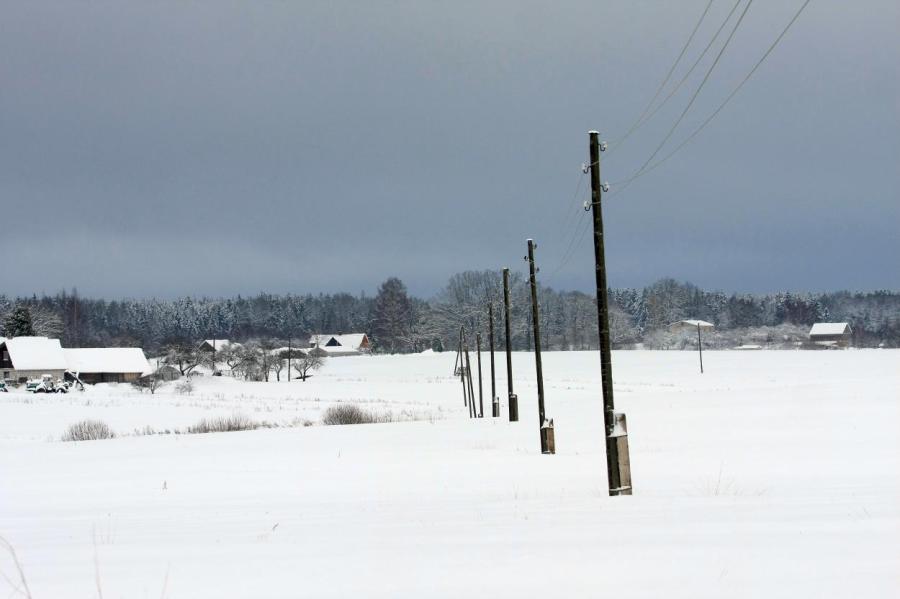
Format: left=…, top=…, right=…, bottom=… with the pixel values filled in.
left=321, top=404, right=393, bottom=426
left=61, top=420, right=116, bottom=442
left=187, top=414, right=260, bottom=434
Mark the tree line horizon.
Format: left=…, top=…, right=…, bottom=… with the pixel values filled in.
left=2, top=272, right=898, bottom=353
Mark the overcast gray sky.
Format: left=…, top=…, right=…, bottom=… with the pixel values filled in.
left=1, top=1, right=897, bottom=298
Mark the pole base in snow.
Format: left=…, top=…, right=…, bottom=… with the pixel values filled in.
left=607, top=412, right=632, bottom=495
left=492, top=398, right=500, bottom=418
left=540, top=419, right=555, bottom=454
left=508, top=393, right=518, bottom=422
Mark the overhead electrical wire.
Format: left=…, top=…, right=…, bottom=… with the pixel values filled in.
left=613, top=0, right=755, bottom=191
left=610, top=0, right=811, bottom=194
left=609, top=0, right=714, bottom=152
left=623, top=0, right=744, bottom=143
left=546, top=0, right=812, bottom=278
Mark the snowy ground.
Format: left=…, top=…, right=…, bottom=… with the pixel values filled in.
left=1, top=350, right=898, bottom=598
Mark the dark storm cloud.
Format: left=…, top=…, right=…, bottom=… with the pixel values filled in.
left=1, top=1, right=897, bottom=298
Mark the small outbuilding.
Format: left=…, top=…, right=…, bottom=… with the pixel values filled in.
left=808, top=323, right=852, bottom=348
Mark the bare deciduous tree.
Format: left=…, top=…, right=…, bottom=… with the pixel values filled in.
left=292, top=353, right=324, bottom=381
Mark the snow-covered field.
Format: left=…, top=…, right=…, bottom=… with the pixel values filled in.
left=1, top=350, right=897, bottom=598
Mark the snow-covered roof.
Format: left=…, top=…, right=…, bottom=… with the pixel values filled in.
left=309, top=333, right=368, bottom=349
left=1, top=337, right=68, bottom=370
left=809, top=323, right=850, bottom=336
left=64, top=348, right=152, bottom=375
left=670, top=319, right=714, bottom=329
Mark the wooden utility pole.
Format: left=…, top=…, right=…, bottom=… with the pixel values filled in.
left=464, top=335, right=476, bottom=419
left=476, top=333, right=484, bottom=418
left=526, top=239, right=554, bottom=454
left=588, top=130, right=632, bottom=495
left=503, top=268, right=518, bottom=421
left=287, top=337, right=292, bottom=382
left=458, top=327, right=468, bottom=409
left=697, top=323, right=704, bottom=374
left=489, top=302, right=499, bottom=417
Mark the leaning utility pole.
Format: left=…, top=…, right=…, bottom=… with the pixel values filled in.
left=589, top=130, right=632, bottom=495
left=502, top=268, right=518, bottom=421
left=526, top=239, right=554, bottom=454
left=489, top=302, right=499, bottom=417
left=464, top=334, right=477, bottom=419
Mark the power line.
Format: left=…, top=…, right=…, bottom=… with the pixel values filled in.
left=613, top=0, right=755, bottom=190
left=610, top=0, right=811, bottom=193
left=624, top=0, right=744, bottom=143
left=610, top=0, right=714, bottom=152
left=551, top=170, right=587, bottom=251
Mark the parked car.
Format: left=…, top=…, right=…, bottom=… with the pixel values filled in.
left=0, top=380, right=7, bottom=392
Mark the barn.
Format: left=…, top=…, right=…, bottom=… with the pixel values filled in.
left=0, top=337, right=68, bottom=383
left=63, top=348, right=152, bottom=383
left=808, top=322, right=852, bottom=348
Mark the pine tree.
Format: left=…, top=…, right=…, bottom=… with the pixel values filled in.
left=3, top=305, right=35, bottom=337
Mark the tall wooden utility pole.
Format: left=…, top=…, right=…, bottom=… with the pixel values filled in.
left=287, top=337, right=292, bottom=382
left=476, top=333, right=484, bottom=418
left=503, top=268, right=518, bottom=421
left=588, top=130, right=632, bottom=495
left=526, top=239, right=554, bottom=454
left=489, top=302, right=499, bottom=417
left=458, top=327, right=469, bottom=410
left=464, top=334, right=476, bottom=419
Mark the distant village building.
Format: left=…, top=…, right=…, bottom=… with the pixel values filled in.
left=1, top=337, right=68, bottom=383
left=64, top=348, right=151, bottom=384
left=0, top=336, right=150, bottom=384
left=808, top=323, right=852, bottom=348
left=308, top=333, right=370, bottom=357
left=668, top=320, right=715, bottom=334
left=198, top=339, right=238, bottom=353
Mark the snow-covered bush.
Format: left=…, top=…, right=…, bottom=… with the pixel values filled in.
left=61, top=420, right=115, bottom=442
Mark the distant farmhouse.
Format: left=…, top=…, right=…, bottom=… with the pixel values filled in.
left=198, top=339, right=240, bottom=353
left=0, top=337, right=68, bottom=382
left=809, top=323, right=852, bottom=348
left=308, top=333, right=370, bottom=357
left=0, top=336, right=151, bottom=384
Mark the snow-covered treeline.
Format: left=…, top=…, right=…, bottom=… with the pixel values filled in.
left=0, top=275, right=897, bottom=352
